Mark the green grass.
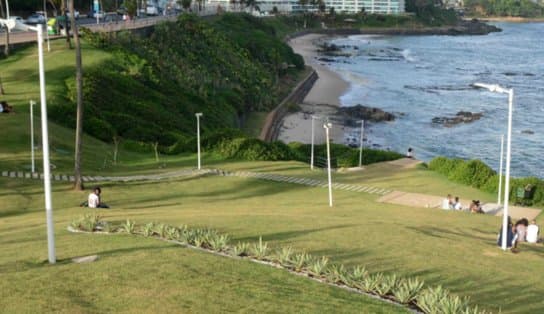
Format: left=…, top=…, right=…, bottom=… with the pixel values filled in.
left=2, top=159, right=544, bottom=312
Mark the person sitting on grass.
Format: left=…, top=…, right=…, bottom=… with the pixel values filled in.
left=497, top=216, right=518, bottom=251
left=442, top=194, right=453, bottom=210
left=515, top=218, right=529, bottom=242
left=526, top=220, right=540, bottom=244
left=88, top=186, right=109, bottom=209
left=406, top=147, right=413, bottom=158
left=0, top=101, right=13, bottom=113
left=454, top=196, right=463, bottom=210
left=470, top=200, right=483, bottom=214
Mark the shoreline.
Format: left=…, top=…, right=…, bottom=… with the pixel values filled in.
left=283, top=34, right=350, bottom=144
left=469, top=16, right=544, bottom=23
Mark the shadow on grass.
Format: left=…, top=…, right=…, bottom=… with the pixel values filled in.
left=234, top=224, right=357, bottom=243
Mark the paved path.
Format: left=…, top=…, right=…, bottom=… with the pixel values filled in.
left=0, top=168, right=392, bottom=196
left=377, top=190, right=542, bottom=220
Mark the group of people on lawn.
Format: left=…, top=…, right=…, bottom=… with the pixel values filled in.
left=498, top=216, right=540, bottom=250
left=442, top=194, right=482, bottom=213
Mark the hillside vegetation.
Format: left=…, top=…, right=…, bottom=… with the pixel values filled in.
left=49, top=14, right=304, bottom=150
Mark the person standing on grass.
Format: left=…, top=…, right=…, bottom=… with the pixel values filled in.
left=88, top=186, right=109, bottom=208
left=526, top=220, right=540, bottom=244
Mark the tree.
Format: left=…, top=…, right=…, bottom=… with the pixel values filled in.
left=61, top=0, right=72, bottom=48
left=179, top=0, right=192, bottom=11
left=70, top=0, right=84, bottom=190
left=0, top=0, right=9, bottom=57
left=125, top=0, right=137, bottom=17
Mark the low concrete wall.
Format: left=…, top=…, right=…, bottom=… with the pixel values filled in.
left=259, top=69, right=318, bottom=142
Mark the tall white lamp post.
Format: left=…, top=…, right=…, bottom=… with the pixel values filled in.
left=195, top=113, right=203, bottom=170
left=324, top=122, right=333, bottom=207
left=473, top=83, right=514, bottom=251
left=1, top=19, right=56, bottom=263
left=310, top=115, right=320, bottom=170
left=30, top=100, right=36, bottom=173
left=498, top=134, right=504, bottom=206
left=358, top=120, right=364, bottom=168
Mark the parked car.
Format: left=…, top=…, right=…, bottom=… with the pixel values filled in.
left=139, top=4, right=159, bottom=16
left=26, top=13, right=46, bottom=25
left=9, top=16, right=25, bottom=24
left=66, top=10, right=80, bottom=19
left=88, top=10, right=105, bottom=19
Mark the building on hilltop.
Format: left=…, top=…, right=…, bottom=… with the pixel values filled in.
left=206, top=0, right=405, bottom=14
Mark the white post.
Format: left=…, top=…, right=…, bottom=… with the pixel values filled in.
left=37, top=26, right=56, bottom=264
left=501, top=89, right=514, bottom=251
left=43, top=0, right=50, bottom=51
left=310, top=115, right=317, bottom=170
left=30, top=101, right=36, bottom=173
left=324, top=123, right=333, bottom=207
left=498, top=134, right=504, bottom=206
left=94, top=0, right=99, bottom=24
left=358, top=120, right=364, bottom=168
left=196, top=113, right=203, bottom=170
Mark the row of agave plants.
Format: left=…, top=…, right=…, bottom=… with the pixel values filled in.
left=70, top=213, right=490, bottom=314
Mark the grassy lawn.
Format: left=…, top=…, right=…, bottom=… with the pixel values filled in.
left=2, top=160, right=544, bottom=312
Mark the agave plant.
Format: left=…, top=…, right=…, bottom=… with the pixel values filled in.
left=142, top=222, right=155, bottom=237
left=290, top=252, right=311, bottom=272
left=462, top=306, right=492, bottom=314
left=250, top=236, right=269, bottom=260
left=122, top=219, right=136, bottom=234
left=176, top=225, right=189, bottom=244
left=308, top=256, right=329, bottom=277
left=375, top=274, right=398, bottom=296
left=100, top=221, right=114, bottom=233
left=346, top=265, right=368, bottom=287
left=165, top=226, right=180, bottom=240
left=154, top=223, right=168, bottom=238
left=274, top=246, right=294, bottom=266
left=392, top=277, right=424, bottom=304
left=325, top=264, right=348, bottom=284
left=233, top=242, right=251, bottom=256
left=416, top=286, right=450, bottom=314
left=360, top=272, right=383, bottom=293
left=77, top=212, right=102, bottom=232
left=439, top=294, right=470, bottom=314
left=209, top=234, right=230, bottom=252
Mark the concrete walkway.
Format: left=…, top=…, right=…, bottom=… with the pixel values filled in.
left=1, top=168, right=392, bottom=196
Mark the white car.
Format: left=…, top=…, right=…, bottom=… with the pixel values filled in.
left=9, top=16, right=25, bottom=24
left=26, top=13, right=46, bottom=25
left=66, top=10, right=80, bottom=19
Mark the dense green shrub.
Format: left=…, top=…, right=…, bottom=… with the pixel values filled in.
left=429, top=156, right=544, bottom=206
left=447, top=160, right=495, bottom=188
left=215, top=138, right=294, bottom=161
left=428, top=157, right=464, bottom=176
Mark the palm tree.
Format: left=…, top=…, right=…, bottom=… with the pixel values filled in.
left=69, top=0, right=84, bottom=190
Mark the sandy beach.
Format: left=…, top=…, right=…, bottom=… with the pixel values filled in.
left=279, top=34, right=351, bottom=145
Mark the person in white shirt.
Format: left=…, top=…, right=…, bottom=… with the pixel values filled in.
left=526, top=220, right=540, bottom=244
left=454, top=196, right=463, bottom=210
left=442, top=194, right=452, bottom=210
left=88, top=187, right=109, bottom=208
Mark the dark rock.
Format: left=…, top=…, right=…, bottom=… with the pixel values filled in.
left=338, top=104, right=395, bottom=125
left=522, top=130, right=534, bottom=135
left=432, top=111, right=483, bottom=127
left=317, top=57, right=337, bottom=63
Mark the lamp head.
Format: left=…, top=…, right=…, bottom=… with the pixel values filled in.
left=195, top=113, right=203, bottom=117
left=323, top=122, right=332, bottom=129
left=473, top=82, right=510, bottom=94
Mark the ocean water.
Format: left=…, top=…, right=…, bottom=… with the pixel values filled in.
left=327, top=22, right=544, bottom=178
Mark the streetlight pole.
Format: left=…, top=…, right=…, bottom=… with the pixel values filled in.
left=4, top=0, right=9, bottom=19
left=1, top=18, right=56, bottom=263
left=30, top=100, right=36, bottom=173
left=195, top=113, right=203, bottom=170
left=498, top=134, right=504, bottom=206
left=324, top=122, right=333, bottom=207
left=37, top=26, right=56, bottom=263
left=358, top=120, right=364, bottom=168
left=473, top=83, right=514, bottom=251
left=310, top=115, right=320, bottom=170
